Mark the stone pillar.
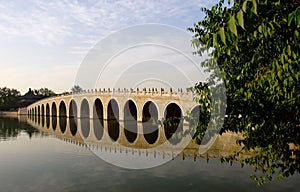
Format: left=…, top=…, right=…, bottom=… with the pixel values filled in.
left=137, top=105, right=143, bottom=122
left=103, top=107, right=108, bottom=120
left=119, top=105, right=124, bottom=121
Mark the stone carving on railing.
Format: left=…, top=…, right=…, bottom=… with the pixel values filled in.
left=68, top=87, right=195, bottom=97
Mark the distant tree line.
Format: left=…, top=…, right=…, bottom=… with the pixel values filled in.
left=71, top=85, right=83, bottom=93
left=32, top=88, right=56, bottom=98
left=0, top=87, right=20, bottom=111
left=0, top=86, right=84, bottom=111
left=0, top=87, right=56, bottom=111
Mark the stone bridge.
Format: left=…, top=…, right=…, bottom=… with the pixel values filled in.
left=26, top=88, right=200, bottom=122
left=23, top=88, right=244, bottom=167
left=25, top=88, right=204, bottom=148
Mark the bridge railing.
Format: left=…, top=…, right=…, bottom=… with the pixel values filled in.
left=70, top=87, right=196, bottom=97
left=27, top=87, right=198, bottom=110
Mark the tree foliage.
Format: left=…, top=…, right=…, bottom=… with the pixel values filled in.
left=33, top=88, right=56, bottom=98
left=71, top=85, right=83, bottom=93
left=0, top=87, right=20, bottom=111
left=189, top=0, right=300, bottom=185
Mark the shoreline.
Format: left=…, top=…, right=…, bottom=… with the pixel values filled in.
left=0, top=111, right=18, bottom=118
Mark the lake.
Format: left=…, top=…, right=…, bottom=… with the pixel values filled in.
left=0, top=117, right=299, bottom=192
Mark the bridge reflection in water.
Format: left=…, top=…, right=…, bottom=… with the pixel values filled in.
left=27, top=114, right=243, bottom=164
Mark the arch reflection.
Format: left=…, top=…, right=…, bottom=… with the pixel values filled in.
left=142, top=101, right=159, bottom=144
left=107, top=99, right=119, bottom=142
left=164, top=103, right=183, bottom=144
left=124, top=100, right=138, bottom=143
left=26, top=115, right=237, bottom=164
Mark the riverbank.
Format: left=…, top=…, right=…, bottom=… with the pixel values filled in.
left=0, top=111, right=18, bottom=118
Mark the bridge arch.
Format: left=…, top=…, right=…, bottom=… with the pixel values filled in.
left=80, top=99, right=90, bottom=138
left=38, top=106, right=41, bottom=124
left=142, top=101, right=159, bottom=144
left=41, top=104, right=45, bottom=116
left=164, top=102, right=183, bottom=143
left=41, top=110, right=45, bottom=127
left=93, top=98, right=103, bottom=119
left=59, top=101, right=67, bottom=117
left=38, top=106, right=40, bottom=116
left=142, top=100, right=159, bottom=121
left=93, top=98, right=104, bottom=140
left=124, top=100, right=138, bottom=121
left=107, top=98, right=120, bottom=142
left=124, top=100, right=138, bottom=143
left=58, top=101, right=67, bottom=134
left=51, top=102, right=57, bottom=117
left=107, top=98, right=119, bottom=120
left=69, top=99, right=78, bottom=136
left=164, top=102, right=182, bottom=119
left=80, top=99, right=89, bottom=118
left=46, top=103, right=50, bottom=116
left=69, top=100, right=77, bottom=118
left=33, top=107, right=36, bottom=122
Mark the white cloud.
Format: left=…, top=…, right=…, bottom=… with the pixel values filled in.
left=0, top=1, right=71, bottom=45
left=0, top=0, right=217, bottom=92
left=0, top=0, right=214, bottom=46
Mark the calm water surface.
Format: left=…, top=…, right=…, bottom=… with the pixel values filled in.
left=0, top=117, right=299, bottom=192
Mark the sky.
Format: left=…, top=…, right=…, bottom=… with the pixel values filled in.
left=0, top=0, right=218, bottom=94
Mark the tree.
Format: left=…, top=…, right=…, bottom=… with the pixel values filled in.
left=189, top=0, right=300, bottom=185
left=33, top=88, right=56, bottom=98
left=0, top=87, right=21, bottom=111
left=71, top=85, right=83, bottom=93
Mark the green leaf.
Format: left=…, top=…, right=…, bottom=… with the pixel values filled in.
left=283, top=79, right=287, bottom=87
left=254, top=30, right=257, bottom=38
left=235, top=44, right=239, bottom=51
left=296, top=8, right=300, bottom=27
left=242, top=0, right=248, bottom=12
left=287, top=45, right=291, bottom=56
left=278, top=70, right=282, bottom=80
left=283, top=63, right=288, bottom=72
left=218, top=27, right=226, bottom=45
left=295, top=29, right=299, bottom=37
left=251, top=0, right=257, bottom=15
left=258, top=25, right=263, bottom=33
left=258, top=0, right=267, bottom=5
left=288, top=12, right=295, bottom=26
left=228, top=15, right=238, bottom=36
left=237, top=10, right=245, bottom=29
left=280, top=54, right=284, bottom=64
left=271, top=72, right=275, bottom=80
left=213, top=33, right=218, bottom=47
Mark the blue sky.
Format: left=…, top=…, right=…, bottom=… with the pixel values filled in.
left=0, top=0, right=217, bottom=94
